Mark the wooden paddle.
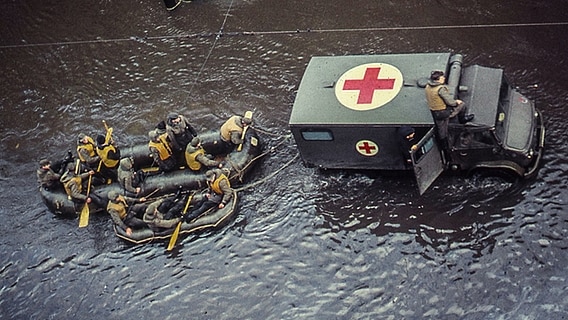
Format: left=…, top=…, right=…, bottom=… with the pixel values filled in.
left=237, top=111, right=253, bottom=152
left=78, top=160, right=101, bottom=228
left=79, top=120, right=112, bottom=228
left=145, top=187, right=162, bottom=199
left=166, top=192, right=194, bottom=251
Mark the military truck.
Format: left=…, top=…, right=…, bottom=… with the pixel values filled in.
left=288, top=53, right=545, bottom=194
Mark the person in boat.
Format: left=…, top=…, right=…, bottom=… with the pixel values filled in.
left=396, top=126, right=418, bottom=166
left=60, top=163, right=105, bottom=209
left=37, top=159, right=62, bottom=190
left=165, top=112, right=198, bottom=154
left=142, top=198, right=183, bottom=232
left=77, top=133, right=100, bottom=170
left=107, top=190, right=148, bottom=236
left=117, top=157, right=143, bottom=196
left=220, top=112, right=253, bottom=149
left=183, top=168, right=233, bottom=223
left=425, top=70, right=474, bottom=157
left=184, top=137, right=222, bottom=172
left=148, top=129, right=177, bottom=173
left=95, top=134, right=120, bottom=183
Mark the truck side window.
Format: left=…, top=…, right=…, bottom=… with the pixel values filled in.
left=301, top=129, right=334, bottom=141
left=413, top=135, right=435, bottom=163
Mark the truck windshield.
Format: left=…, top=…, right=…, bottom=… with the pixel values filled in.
left=494, top=77, right=512, bottom=141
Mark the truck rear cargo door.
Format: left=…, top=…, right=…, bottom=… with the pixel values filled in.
left=410, top=128, right=445, bottom=195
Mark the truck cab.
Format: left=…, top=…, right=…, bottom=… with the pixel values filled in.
left=288, top=53, right=545, bottom=194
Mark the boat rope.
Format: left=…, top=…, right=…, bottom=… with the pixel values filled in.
left=249, top=126, right=291, bottom=138
left=2, top=21, right=568, bottom=49
left=186, top=0, right=235, bottom=96
left=233, top=153, right=299, bottom=192
left=227, top=132, right=293, bottom=181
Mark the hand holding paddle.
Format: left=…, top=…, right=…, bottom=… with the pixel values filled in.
left=79, top=120, right=110, bottom=228
left=167, top=192, right=194, bottom=251
left=237, top=111, right=253, bottom=152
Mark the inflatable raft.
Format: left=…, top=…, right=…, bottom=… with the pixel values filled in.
left=40, top=128, right=261, bottom=217
left=114, top=190, right=238, bottom=244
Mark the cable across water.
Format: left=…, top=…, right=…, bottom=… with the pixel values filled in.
left=1, top=21, right=567, bottom=50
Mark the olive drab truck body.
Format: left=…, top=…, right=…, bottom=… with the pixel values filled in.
left=288, top=53, right=545, bottom=194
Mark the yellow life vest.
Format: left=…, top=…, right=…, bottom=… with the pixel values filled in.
left=63, top=176, right=82, bottom=198
left=107, top=195, right=128, bottom=220
left=97, top=144, right=119, bottom=168
left=425, top=85, right=447, bottom=111
left=77, top=137, right=96, bottom=162
left=148, top=133, right=173, bottom=161
left=220, top=116, right=242, bottom=142
left=185, top=148, right=205, bottom=171
left=209, top=173, right=230, bottom=195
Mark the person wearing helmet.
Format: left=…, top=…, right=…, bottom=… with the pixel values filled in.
left=37, top=159, right=62, bottom=190
left=165, top=112, right=198, bottom=153
left=142, top=197, right=183, bottom=232
left=117, top=157, right=143, bottom=196
left=106, top=190, right=147, bottom=236
left=396, top=126, right=418, bottom=166
left=76, top=133, right=100, bottom=170
left=183, top=168, right=233, bottom=223
left=220, top=112, right=253, bottom=146
left=425, top=70, right=474, bottom=158
left=148, top=129, right=177, bottom=173
left=60, top=163, right=105, bottom=209
left=95, top=134, right=120, bottom=183
left=184, top=137, right=222, bottom=171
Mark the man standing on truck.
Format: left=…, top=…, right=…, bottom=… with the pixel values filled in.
left=425, top=70, right=474, bottom=158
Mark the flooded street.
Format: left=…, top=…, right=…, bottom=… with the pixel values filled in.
left=1, top=0, right=568, bottom=319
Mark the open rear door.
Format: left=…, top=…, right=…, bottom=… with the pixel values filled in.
left=410, top=128, right=445, bottom=195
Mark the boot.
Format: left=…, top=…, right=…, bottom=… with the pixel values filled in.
left=173, top=186, right=183, bottom=200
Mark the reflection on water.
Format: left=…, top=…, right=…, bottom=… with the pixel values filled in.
left=1, top=0, right=568, bottom=319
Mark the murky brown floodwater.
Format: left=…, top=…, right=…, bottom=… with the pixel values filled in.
left=1, top=0, right=568, bottom=319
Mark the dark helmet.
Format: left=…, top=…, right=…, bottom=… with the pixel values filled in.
left=39, top=159, right=51, bottom=167
left=96, top=134, right=106, bottom=147
left=167, top=113, right=180, bottom=125
left=430, top=70, right=444, bottom=81
left=398, top=126, right=415, bottom=137
left=155, top=120, right=166, bottom=131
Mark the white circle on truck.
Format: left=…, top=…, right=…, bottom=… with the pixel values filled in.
left=335, top=63, right=403, bottom=111
left=356, top=140, right=379, bottom=156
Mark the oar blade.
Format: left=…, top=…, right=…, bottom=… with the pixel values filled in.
left=167, top=222, right=182, bottom=251
left=78, top=203, right=89, bottom=228
left=166, top=193, right=194, bottom=251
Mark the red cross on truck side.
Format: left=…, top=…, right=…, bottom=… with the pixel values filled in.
left=358, top=141, right=376, bottom=154
left=342, top=67, right=396, bottom=104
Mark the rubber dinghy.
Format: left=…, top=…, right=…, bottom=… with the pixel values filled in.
left=114, top=190, right=238, bottom=244
left=40, top=128, right=262, bottom=217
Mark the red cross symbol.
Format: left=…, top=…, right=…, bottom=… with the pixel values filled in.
left=358, top=141, right=376, bottom=154
left=342, top=67, right=396, bottom=104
